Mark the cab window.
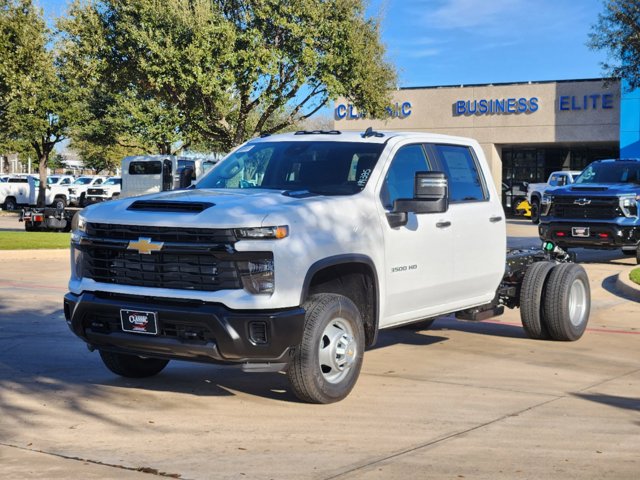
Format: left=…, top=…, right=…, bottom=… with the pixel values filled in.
left=434, top=145, right=487, bottom=202
left=380, top=144, right=430, bottom=209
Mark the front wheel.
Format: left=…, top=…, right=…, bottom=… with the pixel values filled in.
left=99, top=350, right=169, bottom=378
left=530, top=198, right=540, bottom=224
left=52, top=196, right=67, bottom=209
left=3, top=197, right=17, bottom=211
left=288, top=293, right=365, bottom=404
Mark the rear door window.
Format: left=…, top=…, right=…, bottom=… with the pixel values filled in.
left=432, top=144, right=488, bottom=203
left=129, top=161, right=162, bottom=175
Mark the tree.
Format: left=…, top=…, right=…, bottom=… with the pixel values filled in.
left=589, top=0, right=640, bottom=89
left=58, top=0, right=396, bottom=152
left=0, top=0, right=72, bottom=206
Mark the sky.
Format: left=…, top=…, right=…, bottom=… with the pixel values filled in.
left=38, top=0, right=610, bottom=88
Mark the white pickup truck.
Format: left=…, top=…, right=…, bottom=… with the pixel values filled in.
left=64, top=130, right=591, bottom=403
left=0, top=175, right=73, bottom=210
left=527, top=171, right=581, bottom=223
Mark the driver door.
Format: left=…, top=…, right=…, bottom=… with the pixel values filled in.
left=379, top=144, right=455, bottom=327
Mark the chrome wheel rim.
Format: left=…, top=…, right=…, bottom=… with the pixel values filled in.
left=568, top=278, right=588, bottom=327
left=318, top=318, right=357, bottom=384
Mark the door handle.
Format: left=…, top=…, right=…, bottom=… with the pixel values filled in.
left=489, top=216, right=503, bottom=223
left=436, top=221, right=451, bottom=228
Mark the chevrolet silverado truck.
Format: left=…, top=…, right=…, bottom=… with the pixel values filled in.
left=538, top=158, right=640, bottom=264
left=86, top=177, right=121, bottom=204
left=527, top=171, right=581, bottom=224
left=65, top=130, right=591, bottom=404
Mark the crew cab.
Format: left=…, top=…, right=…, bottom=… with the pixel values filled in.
left=86, top=177, right=121, bottom=204
left=527, top=171, right=581, bottom=223
left=65, top=130, right=591, bottom=403
left=538, top=158, right=640, bottom=263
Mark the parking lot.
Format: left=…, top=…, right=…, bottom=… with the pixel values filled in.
left=1, top=220, right=638, bottom=479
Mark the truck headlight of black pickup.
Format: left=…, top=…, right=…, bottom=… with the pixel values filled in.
left=540, top=194, right=554, bottom=216
left=620, top=195, right=639, bottom=218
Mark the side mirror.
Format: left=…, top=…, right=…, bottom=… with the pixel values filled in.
left=386, top=171, right=449, bottom=228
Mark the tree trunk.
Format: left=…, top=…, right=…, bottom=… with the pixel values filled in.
left=37, top=152, right=48, bottom=208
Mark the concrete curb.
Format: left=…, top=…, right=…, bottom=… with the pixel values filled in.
left=616, top=268, right=640, bottom=302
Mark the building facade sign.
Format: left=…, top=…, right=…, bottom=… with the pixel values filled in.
left=335, top=101, right=412, bottom=120
left=454, top=97, right=539, bottom=116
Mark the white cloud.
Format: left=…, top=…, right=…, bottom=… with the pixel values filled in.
left=426, top=0, right=527, bottom=29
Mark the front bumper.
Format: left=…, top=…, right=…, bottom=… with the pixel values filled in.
left=539, top=221, right=640, bottom=249
left=64, top=292, right=305, bottom=365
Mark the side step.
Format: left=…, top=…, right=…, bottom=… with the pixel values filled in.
left=455, top=305, right=504, bottom=321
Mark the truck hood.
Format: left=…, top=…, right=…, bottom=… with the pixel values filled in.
left=552, top=183, right=640, bottom=197
left=81, top=188, right=362, bottom=228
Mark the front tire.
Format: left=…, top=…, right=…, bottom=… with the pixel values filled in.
left=99, top=350, right=169, bottom=378
left=288, top=293, right=364, bottom=404
left=543, top=263, right=591, bottom=341
left=530, top=198, right=540, bottom=224
left=52, top=196, right=67, bottom=209
left=520, top=261, right=554, bottom=339
left=3, top=197, right=17, bottom=211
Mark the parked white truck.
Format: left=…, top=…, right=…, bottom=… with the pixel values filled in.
left=1, top=175, right=73, bottom=210
left=86, top=177, right=122, bottom=204
left=65, top=130, right=591, bottom=403
left=527, top=171, right=581, bottom=223
left=120, top=155, right=217, bottom=198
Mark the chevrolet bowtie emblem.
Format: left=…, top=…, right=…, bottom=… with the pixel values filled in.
left=574, top=198, right=591, bottom=206
left=127, top=237, right=164, bottom=254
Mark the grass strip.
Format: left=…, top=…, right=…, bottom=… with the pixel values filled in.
left=0, top=231, right=70, bottom=250
left=630, top=267, right=640, bottom=286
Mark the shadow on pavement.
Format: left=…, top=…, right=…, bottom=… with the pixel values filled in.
left=572, top=392, right=640, bottom=412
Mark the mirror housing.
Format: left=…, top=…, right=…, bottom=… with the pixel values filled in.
left=386, top=171, right=449, bottom=227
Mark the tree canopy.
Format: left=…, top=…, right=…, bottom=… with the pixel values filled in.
left=589, top=0, right=640, bottom=89
left=0, top=0, right=72, bottom=205
left=58, top=0, right=396, bottom=152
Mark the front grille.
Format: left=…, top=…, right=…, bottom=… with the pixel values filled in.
left=551, top=197, right=620, bottom=220
left=78, top=224, right=270, bottom=292
left=86, top=223, right=237, bottom=244
left=88, top=188, right=104, bottom=196
left=81, top=247, right=244, bottom=291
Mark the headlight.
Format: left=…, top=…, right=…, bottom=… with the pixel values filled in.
left=620, top=195, right=638, bottom=217
left=541, top=194, right=553, bottom=205
left=235, top=226, right=289, bottom=240
left=71, top=212, right=86, bottom=233
left=238, top=259, right=274, bottom=294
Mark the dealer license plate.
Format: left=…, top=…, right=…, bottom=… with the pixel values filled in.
left=120, top=309, right=158, bottom=335
left=571, top=227, right=590, bottom=237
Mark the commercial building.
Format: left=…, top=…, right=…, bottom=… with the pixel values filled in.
left=334, top=78, right=640, bottom=209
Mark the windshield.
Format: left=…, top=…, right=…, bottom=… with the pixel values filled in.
left=47, top=176, right=59, bottom=184
left=196, top=141, right=384, bottom=195
left=575, top=162, right=640, bottom=185
left=104, top=178, right=121, bottom=186
left=73, top=177, right=93, bottom=185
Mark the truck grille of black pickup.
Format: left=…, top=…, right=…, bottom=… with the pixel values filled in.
left=87, top=188, right=104, bottom=196
left=551, top=197, right=620, bottom=219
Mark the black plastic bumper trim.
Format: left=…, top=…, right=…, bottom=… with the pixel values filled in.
left=64, top=292, right=305, bottom=365
left=539, top=222, right=640, bottom=248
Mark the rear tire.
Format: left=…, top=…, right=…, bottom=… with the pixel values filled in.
left=543, top=263, right=590, bottom=341
left=530, top=198, right=540, bottom=224
left=99, top=350, right=169, bottom=378
left=520, top=261, right=555, bottom=339
left=288, top=293, right=364, bottom=404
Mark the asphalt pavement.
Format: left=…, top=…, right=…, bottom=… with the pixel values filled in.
left=0, top=220, right=638, bottom=479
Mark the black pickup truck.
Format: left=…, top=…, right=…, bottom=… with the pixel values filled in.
left=538, top=158, right=640, bottom=264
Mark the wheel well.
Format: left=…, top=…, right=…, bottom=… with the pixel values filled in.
left=306, top=263, right=378, bottom=347
left=531, top=192, right=541, bottom=203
